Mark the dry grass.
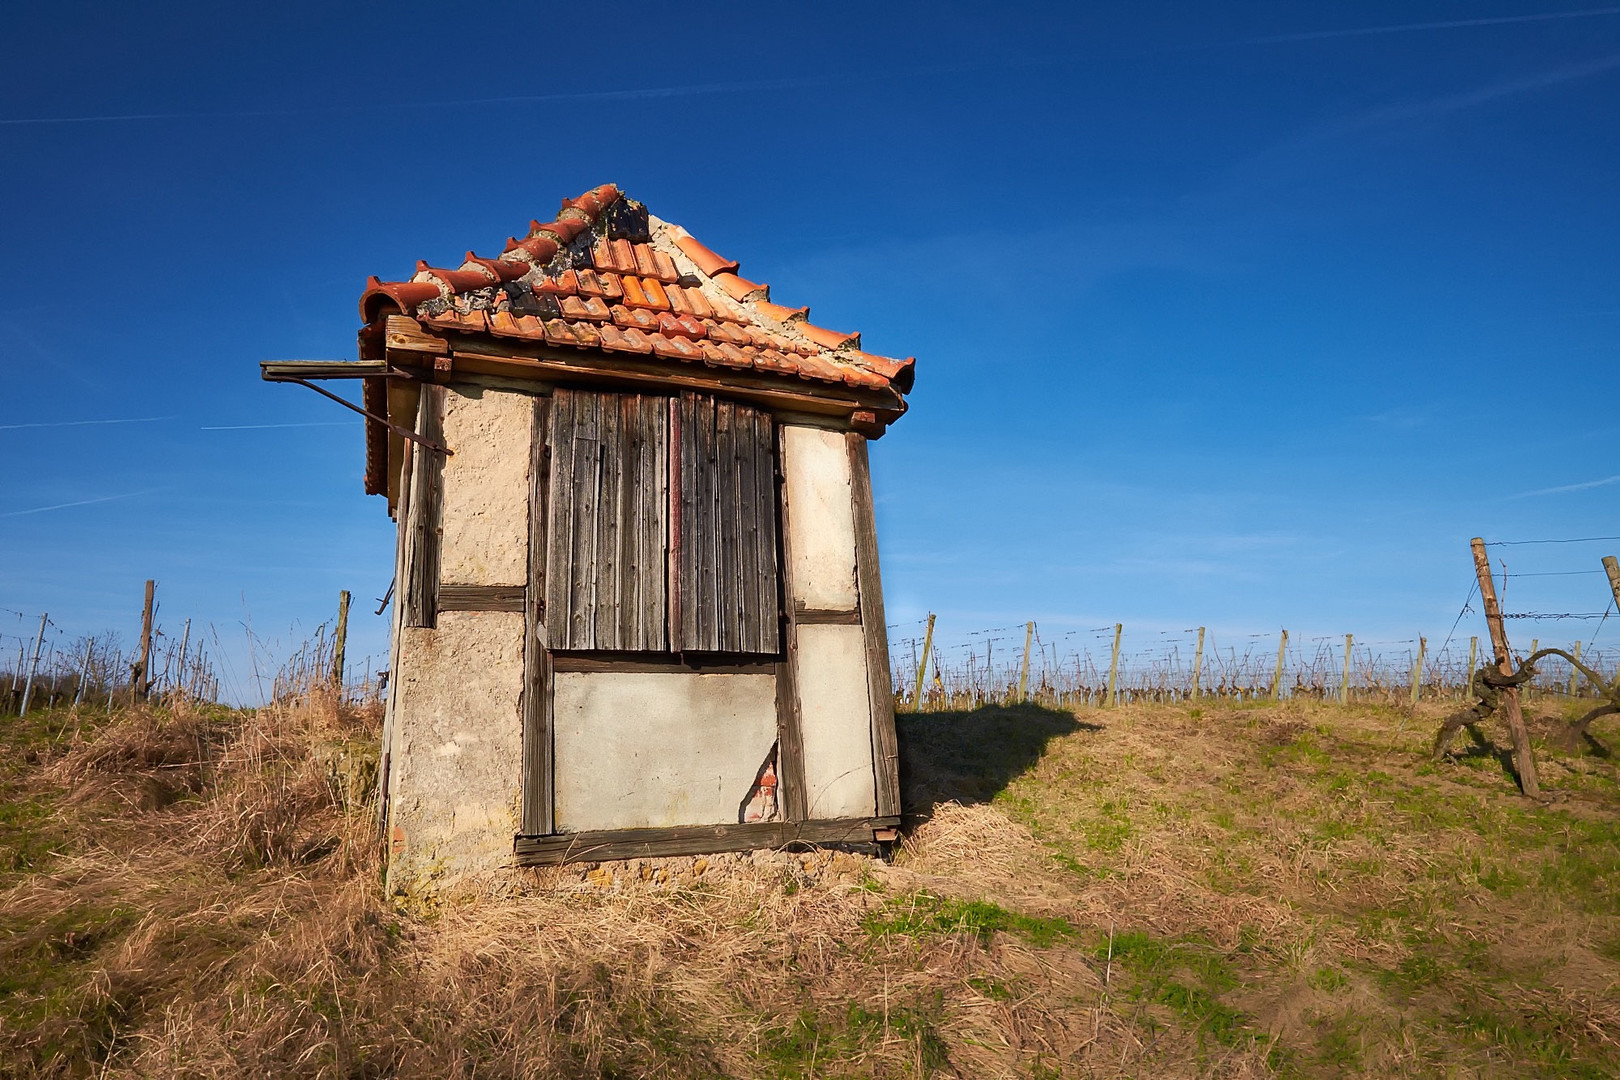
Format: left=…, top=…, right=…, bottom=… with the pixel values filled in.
left=0, top=693, right=1616, bottom=1078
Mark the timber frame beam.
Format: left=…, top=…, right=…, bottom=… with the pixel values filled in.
left=376, top=315, right=906, bottom=427
left=513, top=816, right=901, bottom=865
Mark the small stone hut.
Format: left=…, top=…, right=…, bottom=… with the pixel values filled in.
left=265, top=184, right=915, bottom=889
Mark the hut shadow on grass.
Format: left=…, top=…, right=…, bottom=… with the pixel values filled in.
left=897, top=703, right=1099, bottom=817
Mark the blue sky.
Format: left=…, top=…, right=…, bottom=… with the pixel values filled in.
left=2, top=1, right=1617, bottom=699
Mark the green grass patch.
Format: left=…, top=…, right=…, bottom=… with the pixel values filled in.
left=865, top=893, right=1074, bottom=947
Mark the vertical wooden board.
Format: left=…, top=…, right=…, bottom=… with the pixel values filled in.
left=676, top=394, right=695, bottom=650
left=692, top=395, right=717, bottom=651
left=544, top=389, right=576, bottom=648
left=570, top=391, right=601, bottom=650
left=756, top=408, right=781, bottom=654
left=523, top=395, right=553, bottom=836
left=848, top=433, right=900, bottom=818
left=643, top=395, right=670, bottom=651
left=715, top=399, right=737, bottom=652
left=705, top=397, right=723, bottom=651
left=735, top=405, right=759, bottom=653
left=405, top=385, right=446, bottom=628
left=592, top=395, right=621, bottom=650
left=666, top=397, right=682, bottom=651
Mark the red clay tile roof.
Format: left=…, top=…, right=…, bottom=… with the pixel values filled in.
left=360, top=184, right=915, bottom=398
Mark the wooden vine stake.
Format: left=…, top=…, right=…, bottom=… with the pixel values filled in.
left=1471, top=537, right=1539, bottom=796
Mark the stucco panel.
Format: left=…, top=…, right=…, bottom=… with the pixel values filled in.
left=781, top=424, right=858, bottom=611
left=553, top=671, right=778, bottom=832
left=387, top=611, right=525, bottom=889
left=438, top=386, right=532, bottom=586
left=796, top=623, right=877, bottom=819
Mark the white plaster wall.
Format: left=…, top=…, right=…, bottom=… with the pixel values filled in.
left=796, top=623, right=877, bottom=819
left=780, top=425, right=858, bottom=611
left=553, top=671, right=778, bottom=832
left=438, top=386, right=532, bottom=586
left=386, top=610, right=525, bottom=892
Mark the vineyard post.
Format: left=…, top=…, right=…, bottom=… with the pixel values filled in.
left=1568, top=641, right=1582, bottom=698
left=1409, top=636, right=1426, bottom=705
left=1528, top=639, right=1539, bottom=700
left=133, top=580, right=155, bottom=703
left=1604, top=555, right=1620, bottom=609
left=1017, top=621, right=1034, bottom=703
left=911, top=613, right=935, bottom=713
left=174, top=619, right=191, bottom=704
left=1465, top=636, right=1478, bottom=700
left=72, top=639, right=92, bottom=708
left=1191, top=627, right=1205, bottom=701
left=1471, top=537, right=1539, bottom=797
left=1340, top=634, right=1353, bottom=704
left=1107, top=624, right=1122, bottom=706
left=17, top=613, right=47, bottom=717
left=1270, top=630, right=1288, bottom=702
left=333, top=590, right=351, bottom=693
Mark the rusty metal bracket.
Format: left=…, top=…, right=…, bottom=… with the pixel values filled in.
left=282, top=376, right=451, bottom=456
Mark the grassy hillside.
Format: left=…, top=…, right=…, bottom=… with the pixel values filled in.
left=1, top=694, right=1615, bottom=1077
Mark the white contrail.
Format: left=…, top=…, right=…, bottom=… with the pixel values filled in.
left=200, top=422, right=351, bottom=430
left=1234, top=6, right=1620, bottom=46
left=0, top=416, right=172, bottom=431
left=1511, top=474, right=1620, bottom=498
left=0, top=490, right=156, bottom=518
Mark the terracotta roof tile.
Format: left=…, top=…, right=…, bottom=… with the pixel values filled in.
left=560, top=295, right=611, bottom=322
left=536, top=270, right=579, bottom=295
left=669, top=228, right=740, bottom=276
left=611, top=305, right=660, bottom=332
left=504, top=234, right=559, bottom=265
left=713, top=272, right=768, bottom=302
left=799, top=323, right=860, bottom=351
left=756, top=301, right=808, bottom=324
left=599, top=324, right=655, bottom=354
left=657, top=312, right=707, bottom=339
left=418, top=263, right=493, bottom=293
left=360, top=183, right=915, bottom=410
left=544, top=319, right=600, bottom=349
left=668, top=283, right=714, bottom=319
left=651, top=334, right=705, bottom=361
left=640, top=277, right=671, bottom=311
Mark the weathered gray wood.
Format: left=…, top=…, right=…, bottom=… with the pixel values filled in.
left=738, top=406, right=760, bottom=651
left=404, top=385, right=445, bottom=628
left=848, top=433, right=900, bottom=818
left=523, top=397, right=553, bottom=836
left=696, top=394, right=719, bottom=651
left=544, top=388, right=574, bottom=646
left=666, top=396, right=683, bottom=649
left=794, top=608, right=863, bottom=625
left=648, top=395, right=669, bottom=650
left=1472, top=536, right=1540, bottom=798
left=755, top=410, right=781, bottom=652
left=438, top=584, right=527, bottom=612
left=513, top=816, right=901, bottom=864
left=546, top=388, right=672, bottom=652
